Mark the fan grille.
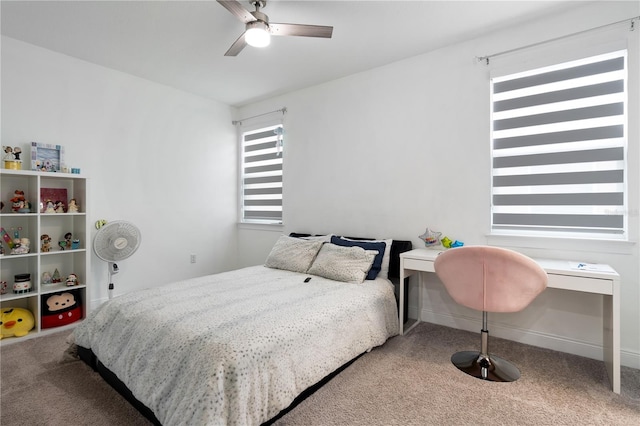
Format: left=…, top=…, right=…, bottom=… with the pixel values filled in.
left=93, top=221, right=141, bottom=262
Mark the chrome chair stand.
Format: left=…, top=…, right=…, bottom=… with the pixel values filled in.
left=450, top=312, right=521, bottom=382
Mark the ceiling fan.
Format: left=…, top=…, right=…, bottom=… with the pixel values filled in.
left=217, top=0, right=333, bottom=56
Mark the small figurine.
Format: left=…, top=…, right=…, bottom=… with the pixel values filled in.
left=41, top=234, right=52, bottom=252
left=3, top=146, right=13, bottom=161
left=10, top=190, right=27, bottom=212
left=71, top=239, right=80, bottom=250
left=10, top=238, right=30, bottom=255
left=41, top=271, right=52, bottom=284
left=55, top=201, right=65, bottom=213
left=13, top=147, right=22, bottom=161
left=44, top=200, right=55, bottom=213
left=66, top=273, right=79, bottom=286
left=0, top=281, right=7, bottom=294
left=67, top=198, right=79, bottom=213
left=58, top=232, right=72, bottom=250
left=52, top=269, right=62, bottom=283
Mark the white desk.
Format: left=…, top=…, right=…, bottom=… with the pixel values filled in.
left=399, top=248, right=620, bottom=394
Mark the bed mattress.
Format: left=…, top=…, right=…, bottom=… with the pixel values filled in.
left=70, top=265, right=399, bottom=425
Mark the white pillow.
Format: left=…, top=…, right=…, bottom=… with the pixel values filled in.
left=307, top=244, right=377, bottom=284
left=341, top=237, right=393, bottom=280
left=265, top=236, right=323, bottom=273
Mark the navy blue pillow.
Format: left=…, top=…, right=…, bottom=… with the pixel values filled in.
left=330, top=236, right=387, bottom=280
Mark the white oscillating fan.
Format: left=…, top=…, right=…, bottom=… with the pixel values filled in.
left=93, top=220, right=141, bottom=299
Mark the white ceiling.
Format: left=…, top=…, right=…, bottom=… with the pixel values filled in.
left=1, top=0, right=587, bottom=107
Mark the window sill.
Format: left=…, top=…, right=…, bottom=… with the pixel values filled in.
left=486, top=233, right=636, bottom=255
left=237, top=222, right=284, bottom=232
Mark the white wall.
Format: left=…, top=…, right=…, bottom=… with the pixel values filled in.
left=1, top=37, right=239, bottom=306
left=236, top=2, right=640, bottom=368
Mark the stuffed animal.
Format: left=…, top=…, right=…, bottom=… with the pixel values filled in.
left=41, top=290, right=82, bottom=329
left=0, top=307, right=35, bottom=339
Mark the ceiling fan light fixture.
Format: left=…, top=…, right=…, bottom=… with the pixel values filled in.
left=245, top=21, right=271, bottom=47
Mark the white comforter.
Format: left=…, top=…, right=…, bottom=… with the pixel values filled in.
left=71, top=265, right=399, bottom=425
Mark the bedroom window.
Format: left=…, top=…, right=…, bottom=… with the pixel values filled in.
left=491, top=50, right=628, bottom=239
left=240, top=123, right=284, bottom=224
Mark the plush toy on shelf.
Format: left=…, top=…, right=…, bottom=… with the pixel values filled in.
left=41, top=290, right=82, bottom=329
left=0, top=307, right=35, bottom=339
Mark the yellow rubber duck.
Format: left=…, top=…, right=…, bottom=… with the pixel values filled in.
left=0, top=307, right=35, bottom=339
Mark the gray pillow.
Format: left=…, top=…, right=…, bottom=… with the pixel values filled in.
left=307, top=243, right=377, bottom=284
left=265, top=236, right=323, bottom=273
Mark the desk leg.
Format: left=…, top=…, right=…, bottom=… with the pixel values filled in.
left=399, top=269, right=421, bottom=336
left=603, top=280, right=620, bottom=394
left=399, top=266, right=405, bottom=335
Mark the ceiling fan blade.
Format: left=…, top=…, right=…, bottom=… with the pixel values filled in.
left=217, top=0, right=255, bottom=24
left=224, top=32, right=248, bottom=56
left=269, top=23, right=333, bottom=38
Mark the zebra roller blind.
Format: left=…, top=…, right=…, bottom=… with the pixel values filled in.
left=241, top=123, right=284, bottom=224
left=491, top=50, right=627, bottom=237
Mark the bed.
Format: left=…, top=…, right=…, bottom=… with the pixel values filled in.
left=70, top=234, right=411, bottom=425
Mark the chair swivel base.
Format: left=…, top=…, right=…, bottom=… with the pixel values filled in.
left=451, top=350, right=521, bottom=382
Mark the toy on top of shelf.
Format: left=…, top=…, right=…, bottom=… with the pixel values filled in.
left=3, top=147, right=23, bottom=170
left=41, top=234, right=52, bottom=252
left=3, top=146, right=13, bottom=160
left=0, top=307, right=35, bottom=338
left=67, top=198, right=79, bottom=213
left=42, top=271, right=53, bottom=285
left=55, top=201, right=65, bottom=213
left=0, top=281, right=7, bottom=294
left=52, top=269, right=62, bottom=283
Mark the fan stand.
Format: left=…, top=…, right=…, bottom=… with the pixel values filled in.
left=108, top=262, right=119, bottom=300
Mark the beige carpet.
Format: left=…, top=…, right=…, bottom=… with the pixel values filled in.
left=1, top=322, right=639, bottom=425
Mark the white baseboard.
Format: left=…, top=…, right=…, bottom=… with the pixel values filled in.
left=410, top=307, right=640, bottom=369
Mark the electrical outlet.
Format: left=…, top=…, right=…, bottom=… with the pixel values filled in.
left=190, top=254, right=196, bottom=264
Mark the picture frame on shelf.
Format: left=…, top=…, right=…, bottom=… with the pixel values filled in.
left=40, top=188, right=67, bottom=213
left=31, top=142, right=64, bottom=172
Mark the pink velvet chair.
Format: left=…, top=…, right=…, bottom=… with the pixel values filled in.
left=434, top=246, right=548, bottom=382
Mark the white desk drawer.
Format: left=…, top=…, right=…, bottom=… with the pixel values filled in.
left=547, top=273, right=613, bottom=295
left=403, top=258, right=435, bottom=273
